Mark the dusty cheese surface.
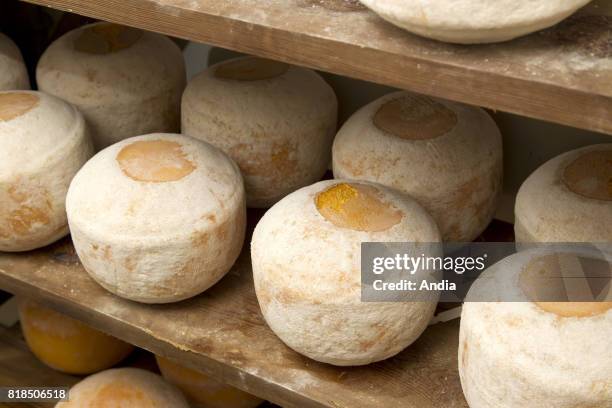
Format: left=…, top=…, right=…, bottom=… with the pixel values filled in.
left=333, top=91, right=502, bottom=242
left=460, top=249, right=612, bottom=408
left=182, top=56, right=337, bottom=208
left=56, top=368, right=189, bottom=408
left=66, top=133, right=246, bottom=303
left=515, top=144, right=612, bottom=243
left=359, top=0, right=592, bottom=43
left=0, top=33, right=29, bottom=90
left=37, top=22, right=186, bottom=150
left=252, top=179, right=441, bottom=366
left=0, top=91, right=92, bottom=251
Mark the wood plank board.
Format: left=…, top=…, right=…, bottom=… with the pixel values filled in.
left=21, top=0, right=612, bottom=134
left=0, top=233, right=466, bottom=408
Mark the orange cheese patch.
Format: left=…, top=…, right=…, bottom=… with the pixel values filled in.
left=116, top=140, right=195, bottom=182
left=315, top=183, right=403, bottom=232
left=563, top=150, right=612, bottom=201
left=0, top=93, right=39, bottom=121
left=519, top=253, right=612, bottom=318
left=74, top=23, right=142, bottom=54
left=373, top=95, right=457, bottom=140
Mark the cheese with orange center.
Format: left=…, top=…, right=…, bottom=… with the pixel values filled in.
left=182, top=56, right=337, bottom=208
left=19, top=299, right=133, bottom=375
left=315, top=183, right=403, bottom=232
left=519, top=253, right=612, bottom=318
left=66, top=133, right=246, bottom=303
left=252, top=179, right=441, bottom=366
left=333, top=91, right=502, bottom=242
left=116, top=140, right=195, bottom=182
left=56, top=368, right=189, bottom=408
left=460, top=249, right=612, bottom=408
left=515, top=144, right=612, bottom=243
left=0, top=90, right=92, bottom=252
left=156, top=356, right=263, bottom=408
left=37, top=22, right=186, bottom=150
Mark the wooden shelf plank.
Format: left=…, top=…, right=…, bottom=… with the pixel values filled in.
left=0, top=235, right=466, bottom=408
left=21, top=0, right=612, bottom=134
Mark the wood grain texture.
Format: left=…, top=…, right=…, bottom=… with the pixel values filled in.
left=0, top=233, right=467, bottom=408
left=21, top=0, right=612, bottom=134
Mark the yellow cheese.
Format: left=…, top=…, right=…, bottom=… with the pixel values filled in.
left=19, top=299, right=133, bottom=374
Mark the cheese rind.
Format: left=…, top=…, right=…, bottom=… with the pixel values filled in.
left=515, top=144, right=612, bottom=243
left=460, top=249, right=612, bottom=407
left=182, top=56, right=338, bottom=208
left=56, top=368, right=190, bottom=408
left=0, top=33, right=29, bottom=90
left=66, top=133, right=246, bottom=303
left=252, top=179, right=441, bottom=366
left=0, top=91, right=93, bottom=252
left=37, top=22, right=186, bottom=150
left=359, top=0, right=592, bottom=44
left=333, top=91, right=503, bottom=242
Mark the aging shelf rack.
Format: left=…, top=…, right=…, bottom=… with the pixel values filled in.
left=20, top=0, right=612, bottom=135
left=1, top=0, right=610, bottom=406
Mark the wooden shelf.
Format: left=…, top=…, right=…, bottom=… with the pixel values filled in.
left=0, top=227, right=469, bottom=408
left=22, top=0, right=612, bottom=134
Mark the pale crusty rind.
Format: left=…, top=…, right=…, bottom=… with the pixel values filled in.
left=251, top=179, right=441, bottom=365
left=66, top=133, right=246, bottom=303
left=459, top=249, right=612, bottom=407
left=0, top=33, right=29, bottom=90
left=359, top=0, right=592, bottom=44
left=37, top=22, right=186, bottom=150
left=182, top=56, right=338, bottom=208
left=55, top=367, right=190, bottom=408
left=333, top=91, right=503, bottom=242
left=0, top=91, right=92, bottom=251
left=515, top=144, right=612, bottom=243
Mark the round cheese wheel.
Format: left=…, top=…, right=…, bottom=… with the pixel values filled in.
left=359, top=0, right=592, bottom=44
left=37, top=22, right=186, bottom=151
left=0, top=33, right=29, bottom=90
left=182, top=56, right=338, bottom=208
left=156, top=356, right=263, bottom=408
left=252, top=179, right=441, bottom=365
left=0, top=91, right=92, bottom=252
left=515, top=144, right=612, bottom=243
left=333, top=91, right=503, bottom=242
left=19, top=298, right=133, bottom=375
left=459, top=249, right=612, bottom=407
left=66, top=133, right=246, bottom=303
left=56, top=367, right=190, bottom=408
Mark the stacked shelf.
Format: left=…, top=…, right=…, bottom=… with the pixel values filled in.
left=23, top=0, right=612, bottom=134
left=0, top=212, right=495, bottom=407
left=1, top=0, right=610, bottom=406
